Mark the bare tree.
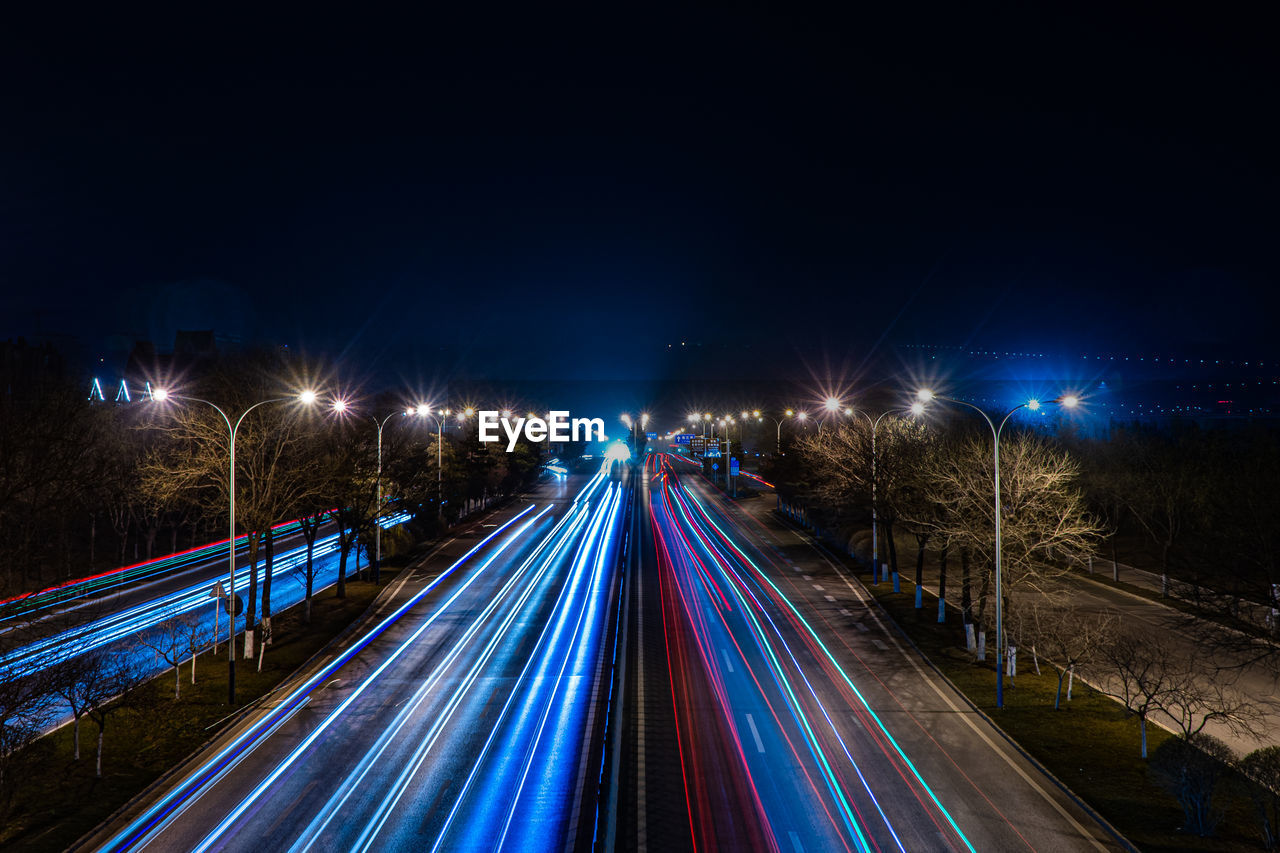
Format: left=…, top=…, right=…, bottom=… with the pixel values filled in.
left=1102, top=630, right=1262, bottom=758
left=138, top=616, right=190, bottom=700
left=183, top=616, right=213, bottom=684
left=1014, top=601, right=1117, bottom=709
left=921, top=433, right=1101, bottom=636
left=1115, top=428, right=1209, bottom=597
left=50, top=649, right=114, bottom=760
left=85, top=649, right=149, bottom=778
left=0, top=668, right=54, bottom=818
left=798, top=416, right=925, bottom=579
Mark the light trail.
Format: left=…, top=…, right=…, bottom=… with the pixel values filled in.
left=434, top=481, right=624, bottom=851
left=296, top=493, right=595, bottom=853
left=108, top=466, right=629, bottom=853
left=677, top=481, right=974, bottom=850
left=98, top=503, right=540, bottom=853
left=648, top=452, right=976, bottom=852
left=0, top=512, right=411, bottom=682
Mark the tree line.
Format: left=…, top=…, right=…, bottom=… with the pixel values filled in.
left=760, top=411, right=1280, bottom=843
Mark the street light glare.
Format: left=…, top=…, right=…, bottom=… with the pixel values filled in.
left=824, top=396, right=840, bottom=413
left=910, top=401, right=926, bottom=416
left=843, top=407, right=853, bottom=416
left=152, top=388, right=170, bottom=402
left=796, top=411, right=808, bottom=421
left=1061, top=395, right=1080, bottom=408
left=332, top=399, right=348, bottom=413
left=1026, top=399, right=1041, bottom=411
left=916, top=389, right=934, bottom=402
left=417, top=403, right=431, bottom=417
left=299, top=390, right=318, bottom=405
left=784, top=409, right=793, bottom=417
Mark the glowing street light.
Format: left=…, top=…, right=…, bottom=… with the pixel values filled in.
left=915, top=389, right=1079, bottom=709
left=151, top=386, right=318, bottom=704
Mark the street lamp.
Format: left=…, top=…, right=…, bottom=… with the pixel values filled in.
left=410, top=404, right=450, bottom=526
left=336, top=400, right=435, bottom=585
left=916, top=389, right=1078, bottom=709
left=153, top=386, right=318, bottom=704
left=845, top=404, right=924, bottom=589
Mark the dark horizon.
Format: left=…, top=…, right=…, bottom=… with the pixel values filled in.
left=4, top=5, right=1276, bottom=382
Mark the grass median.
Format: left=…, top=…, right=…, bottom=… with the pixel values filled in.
left=867, top=581, right=1264, bottom=852
left=0, top=570, right=400, bottom=853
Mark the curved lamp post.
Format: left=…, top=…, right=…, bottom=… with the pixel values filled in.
left=915, top=389, right=1078, bottom=709
left=152, top=387, right=318, bottom=704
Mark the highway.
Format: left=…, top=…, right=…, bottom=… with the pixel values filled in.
left=82, top=467, right=628, bottom=853
left=628, top=453, right=1123, bottom=852
left=0, top=512, right=409, bottom=686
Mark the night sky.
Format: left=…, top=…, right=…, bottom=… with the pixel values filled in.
left=3, top=5, right=1276, bottom=384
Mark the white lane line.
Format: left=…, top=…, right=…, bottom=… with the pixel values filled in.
left=871, top=638, right=889, bottom=651
left=744, top=713, right=766, bottom=753
left=824, top=595, right=836, bottom=603
left=789, top=830, right=804, bottom=852
left=721, top=648, right=735, bottom=673
left=812, top=584, right=825, bottom=591
left=803, top=575, right=813, bottom=581
left=854, top=622, right=869, bottom=633
left=840, top=608, right=851, bottom=616
left=792, top=567, right=802, bottom=573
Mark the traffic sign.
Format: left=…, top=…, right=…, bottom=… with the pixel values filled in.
left=729, top=458, right=739, bottom=476
left=674, top=433, right=694, bottom=444
left=712, top=462, right=720, bottom=471
left=646, top=432, right=657, bottom=439
left=704, top=447, right=722, bottom=458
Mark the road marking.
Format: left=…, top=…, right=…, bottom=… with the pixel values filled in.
left=721, top=648, right=735, bottom=673
left=812, top=584, right=825, bottom=591
left=871, top=638, right=889, bottom=651
left=792, top=567, right=802, bottom=573
left=745, top=713, right=766, bottom=753
left=840, top=608, right=851, bottom=616
left=824, top=595, right=836, bottom=603
left=853, top=622, right=868, bottom=633
left=803, top=575, right=813, bottom=581
left=789, top=830, right=804, bottom=852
